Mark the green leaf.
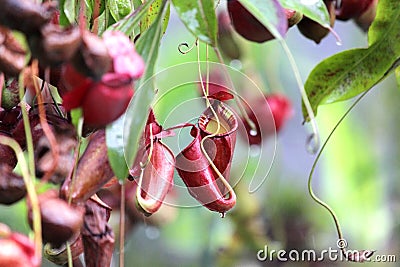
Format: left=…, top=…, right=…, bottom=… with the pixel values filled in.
left=303, top=0, right=400, bottom=119
left=108, top=0, right=132, bottom=21
left=171, top=0, right=217, bottom=45
left=58, top=0, right=70, bottom=26
left=123, top=0, right=168, bottom=168
left=70, top=108, right=83, bottom=132
left=279, top=0, right=330, bottom=27
left=396, top=66, right=400, bottom=90
left=238, top=0, right=287, bottom=40
left=63, top=0, right=77, bottom=24
left=110, top=0, right=157, bottom=35
left=106, top=116, right=128, bottom=180
left=140, top=0, right=170, bottom=34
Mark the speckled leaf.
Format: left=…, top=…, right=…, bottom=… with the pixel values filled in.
left=303, top=0, right=400, bottom=120
left=279, top=0, right=330, bottom=27
left=171, top=0, right=217, bottom=45
left=140, top=0, right=170, bottom=34
left=123, top=0, right=168, bottom=168
left=110, top=0, right=156, bottom=35
left=238, top=0, right=287, bottom=39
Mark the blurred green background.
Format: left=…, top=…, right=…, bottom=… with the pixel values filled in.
left=1, top=2, right=399, bottom=267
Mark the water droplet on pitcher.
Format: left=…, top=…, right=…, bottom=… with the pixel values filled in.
left=249, top=129, right=258, bottom=136
left=306, top=133, right=320, bottom=154
left=230, top=59, right=242, bottom=70
left=250, top=144, right=261, bottom=157
left=145, top=226, right=160, bottom=240
left=220, top=212, right=226, bottom=218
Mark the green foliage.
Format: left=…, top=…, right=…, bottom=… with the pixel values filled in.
left=63, top=0, right=77, bottom=24
left=110, top=0, right=156, bottom=35
left=106, top=116, right=128, bottom=180
left=122, top=0, right=169, bottom=170
left=171, top=0, right=217, bottom=45
left=108, top=0, right=132, bottom=21
left=140, top=0, right=170, bottom=34
left=303, top=0, right=400, bottom=119
left=396, top=66, right=400, bottom=90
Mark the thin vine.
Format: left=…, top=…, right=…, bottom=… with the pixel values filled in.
left=308, top=89, right=371, bottom=258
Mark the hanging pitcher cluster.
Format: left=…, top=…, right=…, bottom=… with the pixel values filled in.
left=130, top=100, right=238, bottom=216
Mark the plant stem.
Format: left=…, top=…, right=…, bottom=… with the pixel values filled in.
left=280, top=40, right=320, bottom=153
left=119, top=182, right=126, bottom=267
left=18, top=73, right=35, bottom=177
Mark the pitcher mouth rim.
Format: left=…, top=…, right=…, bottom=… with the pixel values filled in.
left=198, top=102, right=238, bottom=137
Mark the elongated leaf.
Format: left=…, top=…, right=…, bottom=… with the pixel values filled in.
left=106, top=116, right=128, bottom=180
left=64, top=0, right=77, bottom=24
left=303, top=0, right=400, bottom=119
left=108, top=0, right=132, bottom=21
left=140, top=0, right=170, bottom=34
left=279, top=0, right=330, bottom=27
left=171, top=0, right=217, bottom=45
left=238, top=0, right=287, bottom=40
left=396, top=66, right=400, bottom=90
left=123, top=0, right=168, bottom=168
left=110, top=0, right=156, bottom=35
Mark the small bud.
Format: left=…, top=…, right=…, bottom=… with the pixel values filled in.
left=297, top=0, right=336, bottom=44
left=217, top=12, right=241, bottom=60
left=28, top=24, right=82, bottom=66
left=27, top=190, right=84, bottom=248
left=60, top=130, right=115, bottom=203
left=0, top=26, right=27, bottom=76
left=0, top=164, right=26, bottom=205
left=336, top=0, right=374, bottom=21
left=228, top=0, right=288, bottom=43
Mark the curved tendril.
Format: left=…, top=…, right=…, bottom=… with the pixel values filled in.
left=200, top=135, right=236, bottom=202
left=280, top=40, right=320, bottom=154
left=178, top=39, right=198, bottom=54
left=198, top=43, right=211, bottom=108
left=0, top=135, right=42, bottom=262
left=213, top=47, right=257, bottom=132
left=197, top=44, right=235, bottom=203
left=308, top=90, right=370, bottom=257
left=139, top=125, right=154, bottom=169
